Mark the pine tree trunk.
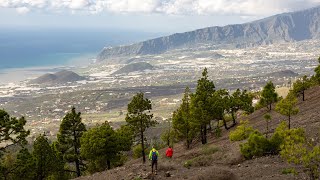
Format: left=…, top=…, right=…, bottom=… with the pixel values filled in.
left=288, top=115, right=291, bottom=129
left=201, top=125, right=205, bottom=144
left=107, top=160, right=111, bottom=169
left=266, top=121, right=269, bottom=138
left=269, top=104, right=272, bottom=111
left=231, top=111, right=236, bottom=125
left=222, top=117, right=228, bottom=130
left=140, top=120, right=146, bottom=163
left=203, top=124, right=207, bottom=144
left=73, top=130, right=81, bottom=177
left=303, top=90, right=305, bottom=101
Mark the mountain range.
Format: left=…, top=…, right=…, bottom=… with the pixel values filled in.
left=97, top=6, right=320, bottom=62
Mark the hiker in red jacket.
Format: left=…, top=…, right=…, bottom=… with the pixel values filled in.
left=166, top=146, right=173, bottom=158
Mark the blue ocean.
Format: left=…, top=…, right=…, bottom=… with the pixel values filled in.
left=0, top=28, right=160, bottom=70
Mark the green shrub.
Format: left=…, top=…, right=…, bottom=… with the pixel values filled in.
left=183, top=160, right=192, bottom=168
left=214, top=126, right=222, bottom=138
left=240, top=131, right=272, bottom=159
left=183, top=156, right=213, bottom=168
left=202, top=145, right=219, bottom=155
left=229, top=120, right=254, bottom=141
left=282, top=168, right=298, bottom=175
left=240, top=122, right=299, bottom=160
left=132, top=144, right=147, bottom=159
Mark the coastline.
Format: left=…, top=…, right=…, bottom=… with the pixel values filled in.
left=0, top=66, right=69, bottom=85
left=0, top=53, right=96, bottom=85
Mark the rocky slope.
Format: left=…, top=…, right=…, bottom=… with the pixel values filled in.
left=98, top=6, right=320, bottom=61
left=76, top=86, right=320, bottom=180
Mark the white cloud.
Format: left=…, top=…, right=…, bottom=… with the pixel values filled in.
left=0, top=0, right=320, bottom=16
left=69, top=0, right=90, bottom=9
left=16, top=6, right=30, bottom=14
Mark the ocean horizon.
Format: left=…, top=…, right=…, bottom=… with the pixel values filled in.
left=0, top=28, right=162, bottom=70
left=0, top=28, right=162, bottom=84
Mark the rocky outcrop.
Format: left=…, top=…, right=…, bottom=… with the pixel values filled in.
left=97, top=6, right=320, bottom=61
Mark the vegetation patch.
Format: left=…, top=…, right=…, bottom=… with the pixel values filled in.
left=229, top=120, right=254, bottom=141
left=201, top=145, right=219, bottom=155
left=282, top=168, right=298, bottom=175
left=183, top=155, right=214, bottom=168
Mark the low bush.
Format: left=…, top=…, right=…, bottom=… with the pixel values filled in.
left=229, top=120, right=254, bottom=141
left=240, top=122, right=302, bottom=159
left=282, top=168, right=298, bottom=175
left=202, top=145, right=219, bottom=155
left=240, top=131, right=271, bottom=159
left=132, top=144, right=148, bottom=159
left=183, top=155, right=214, bottom=168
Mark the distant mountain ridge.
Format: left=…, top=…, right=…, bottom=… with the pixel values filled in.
left=97, top=6, right=320, bottom=61
left=29, top=70, right=85, bottom=85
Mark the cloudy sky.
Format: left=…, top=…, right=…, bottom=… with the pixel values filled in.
left=1, top=0, right=320, bottom=33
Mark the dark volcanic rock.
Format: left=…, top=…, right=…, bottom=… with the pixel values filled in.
left=98, top=6, right=320, bottom=61
left=29, top=70, right=85, bottom=85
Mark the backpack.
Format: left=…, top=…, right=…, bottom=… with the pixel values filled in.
left=152, top=151, right=158, bottom=161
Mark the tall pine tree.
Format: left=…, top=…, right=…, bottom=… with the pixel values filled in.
left=172, top=87, right=196, bottom=149
left=126, top=92, right=156, bottom=163
left=0, top=110, right=30, bottom=154
left=228, top=89, right=254, bottom=126
left=292, top=75, right=311, bottom=101
left=259, top=81, right=278, bottom=111
left=276, top=92, right=299, bottom=129
left=57, top=107, right=86, bottom=177
left=33, top=135, right=56, bottom=180
left=191, top=68, right=215, bottom=144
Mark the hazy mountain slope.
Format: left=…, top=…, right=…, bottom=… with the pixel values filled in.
left=97, top=6, right=320, bottom=61
left=112, top=62, right=154, bottom=75
left=29, top=70, right=85, bottom=84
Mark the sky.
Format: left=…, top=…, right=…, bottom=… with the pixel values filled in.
left=1, top=0, right=320, bottom=33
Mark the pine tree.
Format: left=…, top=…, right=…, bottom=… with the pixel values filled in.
left=33, top=135, right=56, bottom=180
left=116, top=125, right=134, bottom=152
left=263, top=114, right=271, bottom=138
left=80, top=122, right=120, bottom=173
left=275, top=92, right=299, bottom=129
left=292, top=75, right=311, bottom=101
left=315, top=56, right=320, bottom=84
left=57, top=107, right=86, bottom=177
left=228, top=89, right=254, bottom=126
left=12, top=148, right=36, bottom=180
left=210, top=89, right=229, bottom=130
left=259, top=81, right=278, bottom=111
left=172, top=87, right=196, bottom=149
left=191, top=68, right=215, bottom=144
left=125, top=92, right=156, bottom=163
left=0, top=110, right=30, bottom=155
left=280, top=127, right=320, bottom=179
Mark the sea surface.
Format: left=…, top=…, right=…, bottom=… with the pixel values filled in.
left=0, top=28, right=161, bottom=83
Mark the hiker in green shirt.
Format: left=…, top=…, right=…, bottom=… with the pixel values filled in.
left=149, top=147, right=159, bottom=175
